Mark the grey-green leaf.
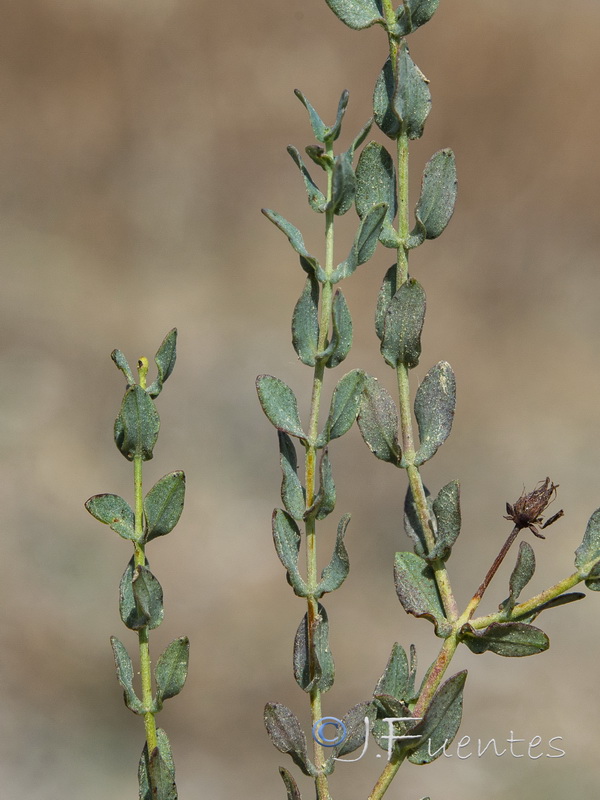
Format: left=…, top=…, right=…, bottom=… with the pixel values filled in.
left=144, top=471, right=185, bottom=542
left=305, top=449, right=336, bottom=522
left=394, top=42, right=431, bottom=140
left=461, top=622, right=549, bottom=657
left=139, top=728, right=177, bottom=800
left=320, top=369, right=365, bottom=445
left=407, top=670, right=467, bottom=764
left=272, top=509, right=309, bottom=597
left=332, top=204, right=387, bottom=282
left=256, top=375, right=307, bottom=441
left=111, top=349, right=135, bottom=385
left=394, top=552, right=449, bottom=635
left=381, top=278, right=426, bottom=369
left=414, top=149, right=457, bottom=240
left=287, top=146, right=327, bottom=212
left=324, top=0, right=385, bottom=31
left=156, top=637, right=190, bottom=703
left=329, top=150, right=355, bottom=216
left=85, top=494, right=136, bottom=541
left=355, top=142, right=399, bottom=248
left=279, top=767, right=302, bottom=800
left=114, top=384, right=160, bottom=462
left=262, top=209, right=325, bottom=282
left=292, top=276, right=320, bottom=367
left=575, top=507, right=600, bottom=578
left=414, top=361, right=456, bottom=466
left=264, top=703, right=314, bottom=777
left=146, top=328, right=177, bottom=398
left=325, top=289, right=353, bottom=369
left=316, top=513, right=350, bottom=596
left=334, top=701, right=377, bottom=757
left=403, top=483, right=433, bottom=558
left=509, top=541, right=536, bottom=606
left=396, top=0, right=440, bottom=35
left=293, top=603, right=335, bottom=693
left=278, top=432, right=306, bottom=520
left=430, top=480, right=461, bottom=562
left=110, top=636, right=143, bottom=714
left=357, top=374, right=401, bottom=465
left=374, top=58, right=401, bottom=140
left=375, top=264, right=397, bottom=341
left=119, top=557, right=164, bottom=631
left=374, top=642, right=409, bottom=702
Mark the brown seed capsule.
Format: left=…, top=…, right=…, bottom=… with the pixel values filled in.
left=504, top=477, right=564, bottom=539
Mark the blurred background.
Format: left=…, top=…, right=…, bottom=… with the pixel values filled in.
left=1, top=0, right=600, bottom=797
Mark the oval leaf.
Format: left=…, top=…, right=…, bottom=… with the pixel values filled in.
left=85, top=493, right=136, bottom=541
left=396, top=0, right=440, bottom=35
left=156, top=637, right=190, bottom=703
left=293, top=603, right=335, bottom=693
left=144, top=471, right=185, bottom=542
left=264, top=703, right=313, bottom=776
left=256, top=375, right=306, bottom=441
left=278, top=432, right=306, bottom=520
left=394, top=42, right=431, bottom=140
left=110, top=636, right=143, bottom=714
left=114, top=384, right=160, bottom=462
left=414, top=149, right=457, bottom=240
left=414, top=361, right=456, bottom=466
left=381, top=278, right=426, bottom=369
left=430, top=480, right=461, bottom=562
left=146, top=328, right=177, bottom=398
left=320, top=369, right=365, bottom=445
left=316, top=513, right=350, bottom=596
left=324, top=0, right=385, bottom=31
left=407, top=670, right=467, bottom=764
left=357, top=374, right=401, bottom=465
left=119, top=557, right=164, bottom=631
left=292, top=276, right=320, bottom=367
left=461, top=621, right=549, bottom=657
left=394, top=552, right=449, bottom=635
left=355, top=142, right=398, bottom=248
left=272, top=509, right=308, bottom=597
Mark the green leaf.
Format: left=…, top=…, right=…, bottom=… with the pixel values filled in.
left=381, top=278, right=426, bottom=369
left=374, top=58, right=401, bottom=140
left=374, top=642, right=409, bottom=702
left=332, top=204, right=387, bottom=282
left=114, top=384, right=160, bottom=461
left=139, top=728, right=177, bottom=800
left=256, top=375, right=307, bottom=442
left=355, top=142, right=399, bottom=248
left=508, top=541, right=536, bottom=606
left=396, top=0, right=440, bottom=35
left=334, top=701, right=377, bottom=757
left=319, top=369, right=365, bottom=445
left=324, top=0, right=385, bottom=31
left=272, top=509, right=309, bottom=597
left=305, top=450, right=336, bottom=522
left=329, top=150, right=355, bottom=216
left=293, top=603, right=335, bottom=693
left=414, top=361, right=456, bottom=466
left=146, top=328, right=177, bottom=398
left=413, top=149, right=457, bottom=241
left=292, top=276, right=320, bottom=367
left=294, top=88, right=349, bottom=143
left=407, top=670, right=467, bottom=764
left=111, top=349, right=135, bottom=384
left=262, top=209, right=326, bottom=282
left=119, top=557, right=164, bottom=631
left=403, top=483, right=432, bottom=558
left=278, top=432, right=306, bottom=520
left=316, top=513, right=350, bottom=596
left=375, top=264, right=397, bottom=341
left=264, top=703, right=314, bottom=777
left=394, top=42, right=431, bottom=140
left=394, top=552, right=449, bottom=635
left=575, top=507, right=600, bottom=581
left=155, top=637, right=190, bottom=704
left=279, top=767, right=302, bottom=800
left=516, top=592, right=586, bottom=620
left=430, top=480, right=461, bottom=562
left=85, top=494, right=136, bottom=541
left=357, top=374, right=401, bottom=465
left=460, top=621, right=549, bottom=657
left=287, top=145, right=327, bottom=212
left=144, top=471, right=185, bottom=542
left=110, top=636, right=143, bottom=714
left=324, top=289, right=353, bottom=369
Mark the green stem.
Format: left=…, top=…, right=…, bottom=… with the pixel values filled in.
left=133, top=359, right=158, bottom=755
left=303, top=139, right=337, bottom=800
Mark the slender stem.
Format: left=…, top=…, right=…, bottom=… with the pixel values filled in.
left=303, top=139, right=337, bottom=800
left=464, top=526, right=520, bottom=620
left=133, top=359, right=158, bottom=754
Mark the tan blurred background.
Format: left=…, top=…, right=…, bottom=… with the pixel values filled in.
left=1, top=0, right=600, bottom=797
